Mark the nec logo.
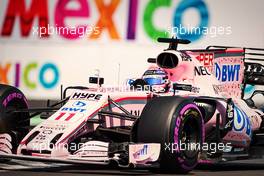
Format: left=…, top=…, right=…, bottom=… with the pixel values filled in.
left=215, top=63, right=241, bottom=82
left=195, top=66, right=211, bottom=76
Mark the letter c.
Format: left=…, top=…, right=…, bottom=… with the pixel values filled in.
left=23, top=63, right=37, bottom=89
left=143, top=0, right=171, bottom=40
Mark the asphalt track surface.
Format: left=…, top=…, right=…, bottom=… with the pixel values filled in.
left=1, top=159, right=264, bottom=176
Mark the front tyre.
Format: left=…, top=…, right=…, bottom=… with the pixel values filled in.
left=0, top=84, right=29, bottom=156
left=136, top=96, right=204, bottom=173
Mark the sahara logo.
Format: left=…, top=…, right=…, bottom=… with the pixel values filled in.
left=0, top=62, right=60, bottom=90
left=214, top=63, right=241, bottom=82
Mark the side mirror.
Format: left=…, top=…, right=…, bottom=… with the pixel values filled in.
left=89, top=77, right=104, bottom=86
left=173, top=83, right=192, bottom=92
left=147, top=58, right=156, bottom=63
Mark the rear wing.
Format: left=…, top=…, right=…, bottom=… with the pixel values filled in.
left=243, top=48, right=264, bottom=86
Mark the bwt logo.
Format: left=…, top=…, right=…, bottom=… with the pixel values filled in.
left=61, top=107, right=86, bottom=113
left=0, top=62, right=59, bottom=89
left=72, top=101, right=86, bottom=107
left=133, top=145, right=148, bottom=159
left=215, top=63, right=241, bottom=82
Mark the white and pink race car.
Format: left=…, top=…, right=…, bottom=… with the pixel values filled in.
left=0, top=38, right=264, bottom=173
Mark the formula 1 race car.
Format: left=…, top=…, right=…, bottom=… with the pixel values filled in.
left=0, top=38, right=264, bottom=173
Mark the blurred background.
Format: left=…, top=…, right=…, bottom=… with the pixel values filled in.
left=0, top=0, right=263, bottom=103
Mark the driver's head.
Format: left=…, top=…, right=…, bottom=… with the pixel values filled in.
left=142, top=67, right=170, bottom=92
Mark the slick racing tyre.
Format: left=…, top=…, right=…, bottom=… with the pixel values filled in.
left=136, top=96, right=204, bottom=173
left=0, top=84, right=29, bottom=158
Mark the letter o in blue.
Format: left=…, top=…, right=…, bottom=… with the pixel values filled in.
left=39, top=63, right=59, bottom=89
left=173, top=0, right=209, bottom=42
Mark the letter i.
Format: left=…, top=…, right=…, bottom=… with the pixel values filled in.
left=126, top=0, right=138, bottom=40
left=15, top=63, right=20, bottom=87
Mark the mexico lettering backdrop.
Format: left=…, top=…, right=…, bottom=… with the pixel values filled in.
left=0, top=0, right=263, bottom=99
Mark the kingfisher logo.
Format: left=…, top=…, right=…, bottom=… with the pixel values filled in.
left=214, top=63, right=241, bottom=82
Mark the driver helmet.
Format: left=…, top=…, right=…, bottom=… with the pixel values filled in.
left=142, top=66, right=170, bottom=92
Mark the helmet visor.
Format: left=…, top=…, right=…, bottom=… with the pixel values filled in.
left=144, top=77, right=164, bottom=85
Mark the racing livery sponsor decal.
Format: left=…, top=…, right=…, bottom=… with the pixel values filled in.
left=40, top=124, right=66, bottom=132
left=233, top=106, right=252, bottom=137
left=213, top=56, right=244, bottom=98
left=195, top=53, right=214, bottom=73
left=194, top=66, right=211, bottom=76
left=193, top=50, right=244, bottom=98
left=129, top=143, right=160, bottom=164
left=61, top=107, right=86, bottom=113
left=72, top=101, right=86, bottom=107
left=224, top=99, right=234, bottom=131
left=215, top=63, right=240, bottom=82
left=224, top=103, right=252, bottom=146
left=61, top=101, right=87, bottom=113
left=71, top=92, right=102, bottom=101
left=2, top=92, right=26, bottom=107
left=133, top=144, right=148, bottom=159
left=174, top=117, right=182, bottom=152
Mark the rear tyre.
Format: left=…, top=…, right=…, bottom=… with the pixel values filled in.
left=136, top=96, right=204, bottom=173
left=0, top=84, right=29, bottom=157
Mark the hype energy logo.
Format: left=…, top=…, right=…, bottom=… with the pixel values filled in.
left=0, top=61, right=60, bottom=90
left=0, top=0, right=209, bottom=42
left=215, top=63, right=241, bottom=82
